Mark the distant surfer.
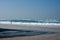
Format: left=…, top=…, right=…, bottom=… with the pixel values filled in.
left=11, top=20, right=12, bottom=24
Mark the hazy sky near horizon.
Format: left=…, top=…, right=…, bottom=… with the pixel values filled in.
left=0, top=0, right=60, bottom=20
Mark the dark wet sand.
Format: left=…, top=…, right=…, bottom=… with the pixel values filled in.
left=0, top=34, right=60, bottom=40
left=0, top=24, right=60, bottom=40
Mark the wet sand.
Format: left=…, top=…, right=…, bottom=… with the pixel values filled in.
left=0, top=34, right=60, bottom=40
left=0, top=24, right=60, bottom=32
left=0, top=24, right=60, bottom=40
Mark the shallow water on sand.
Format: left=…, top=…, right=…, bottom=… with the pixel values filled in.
left=0, top=28, right=57, bottom=38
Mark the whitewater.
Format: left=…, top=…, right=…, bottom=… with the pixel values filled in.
left=0, top=19, right=60, bottom=28
left=0, top=19, right=60, bottom=25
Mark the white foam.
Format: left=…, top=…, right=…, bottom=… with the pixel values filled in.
left=0, top=21, right=60, bottom=26
left=0, top=21, right=11, bottom=24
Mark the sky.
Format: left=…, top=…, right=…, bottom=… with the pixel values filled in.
left=0, top=0, right=60, bottom=20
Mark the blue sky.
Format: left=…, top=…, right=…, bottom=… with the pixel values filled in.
left=0, top=0, right=60, bottom=20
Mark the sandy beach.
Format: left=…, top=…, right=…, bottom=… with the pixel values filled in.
left=0, top=23, right=60, bottom=32
left=0, top=24, right=60, bottom=40
left=0, top=34, right=60, bottom=40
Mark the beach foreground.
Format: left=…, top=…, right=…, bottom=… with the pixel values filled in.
left=0, top=34, right=60, bottom=40
left=0, top=24, right=60, bottom=40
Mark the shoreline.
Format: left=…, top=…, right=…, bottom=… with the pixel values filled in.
left=0, top=23, right=60, bottom=32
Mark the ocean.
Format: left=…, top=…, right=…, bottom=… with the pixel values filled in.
left=0, top=19, right=60, bottom=25
left=0, top=19, right=60, bottom=38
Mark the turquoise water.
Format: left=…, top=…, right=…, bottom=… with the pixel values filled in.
left=0, top=19, right=60, bottom=23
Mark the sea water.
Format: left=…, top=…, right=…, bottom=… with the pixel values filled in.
left=0, top=19, right=60, bottom=25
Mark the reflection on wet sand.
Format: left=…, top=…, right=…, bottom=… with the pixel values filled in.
left=0, top=28, right=56, bottom=38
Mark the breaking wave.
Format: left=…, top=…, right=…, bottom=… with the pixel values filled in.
left=0, top=19, right=60, bottom=25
